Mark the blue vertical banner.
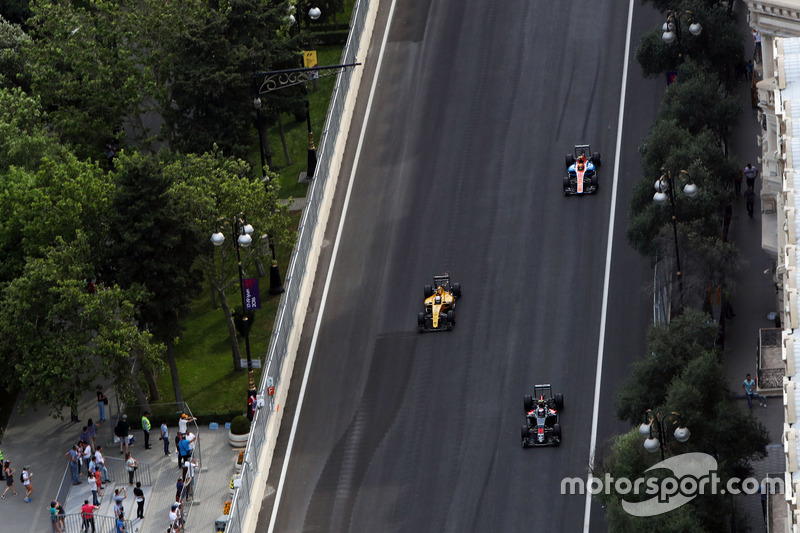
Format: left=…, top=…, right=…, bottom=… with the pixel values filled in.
left=243, top=278, right=261, bottom=310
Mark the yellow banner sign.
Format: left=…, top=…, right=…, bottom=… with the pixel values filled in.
left=303, top=51, right=318, bottom=68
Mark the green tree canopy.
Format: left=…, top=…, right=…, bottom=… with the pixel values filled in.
left=0, top=234, right=163, bottom=416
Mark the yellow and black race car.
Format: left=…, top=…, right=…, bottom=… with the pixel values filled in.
left=417, top=274, right=461, bottom=333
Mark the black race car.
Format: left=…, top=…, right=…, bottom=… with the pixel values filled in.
left=563, top=144, right=601, bottom=196
left=521, top=384, right=563, bottom=447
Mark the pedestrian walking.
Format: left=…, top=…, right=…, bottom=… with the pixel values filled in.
left=67, top=445, right=82, bottom=485
left=745, top=186, right=756, bottom=218
left=141, top=411, right=152, bottom=450
left=160, top=420, right=170, bottom=456
left=133, top=481, right=145, bottom=519
left=115, top=415, right=130, bottom=455
left=96, top=386, right=107, bottom=423
left=1, top=461, right=16, bottom=498
left=22, top=466, right=33, bottom=502
left=80, top=499, right=97, bottom=533
left=50, top=500, right=64, bottom=533
left=125, top=452, right=138, bottom=486
left=743, top=373, right=766, bottom=408
left=743, top=163, right=759, bottom=189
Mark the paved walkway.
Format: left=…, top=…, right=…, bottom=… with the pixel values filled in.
left=0, top=389, right=240, bottom=533
left=724, top=8, right=786, bottom=529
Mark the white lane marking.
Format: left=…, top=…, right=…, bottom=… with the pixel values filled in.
left=267, top=0, right=400, bottom=530
left=583, top=0, right=634, bottom=530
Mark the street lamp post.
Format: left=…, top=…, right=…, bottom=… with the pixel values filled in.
left=662, top=10, right=702, bottom=46
left=211, top=215, right=258, bottom=412
left=639, top=409, right=690, bottom=461
left=298, top=5, right=322, bottom=178
left=653, top=169, right=698, bottom=303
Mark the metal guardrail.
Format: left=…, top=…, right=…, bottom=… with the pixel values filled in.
left=49, top=512, right=132, bottom=533
left=223, top=0, right=371, bottom=531
left=758, top=328, right=784, bottom=391
left=104, top=456, right=152, bottom=487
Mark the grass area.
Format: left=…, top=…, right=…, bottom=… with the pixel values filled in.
left=154, top=212, right=301, bottom=418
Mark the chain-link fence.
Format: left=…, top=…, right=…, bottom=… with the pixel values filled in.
left=223, top=0, right=371, bottom=531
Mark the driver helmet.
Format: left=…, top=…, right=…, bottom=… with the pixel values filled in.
left=434, top=295, right=441, bottom=304
left=576, top=155, right=586, bottom=170
left=537, top=400, right=546, bottom=414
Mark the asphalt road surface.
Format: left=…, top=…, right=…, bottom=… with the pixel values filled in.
left=261, top=0, right=667, bottom=531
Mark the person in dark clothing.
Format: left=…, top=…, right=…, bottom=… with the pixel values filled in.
left=115, top=415, right=130, bottom=454
left=745, top=186, right=755, bottom=218
left=133, top=482, right=145, bottom=519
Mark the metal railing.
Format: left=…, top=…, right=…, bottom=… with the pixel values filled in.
left=50, top=512, right=132, bottom=533
left=223, top=0, right=372, bottom=531
left=104, top=456, right=152, bottom=487
left=758, top=328, right=784, bottom=391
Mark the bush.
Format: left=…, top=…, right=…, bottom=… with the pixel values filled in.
left=230, top=415, right=251, bottom=435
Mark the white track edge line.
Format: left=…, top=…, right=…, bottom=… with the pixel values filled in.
left=267, top=0, right=399, bottom=530
left=582, top=0, right=634, bottom=530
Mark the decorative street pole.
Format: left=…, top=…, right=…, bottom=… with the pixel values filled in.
left=662, top=10, right=702, bottom=46
left=653, top=169, right=698, bottom=305
left=211, top=214, right=258, bottom=414
left=639, top=409, right=690, bottom=461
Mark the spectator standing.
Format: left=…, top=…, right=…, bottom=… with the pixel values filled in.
left=169, top=502, right=183, bottom=532
left=94, top=469, right=103, bottom=498
left=125, top=452, right=138, bottom=486
left=184, top=457, right=196, bottom=502
left=21, top=466, right=32, bottom=502
left=115, top=415, right=130, bottom=455
left=96, top=386, right=107, bottom=423
left=178, top=413, right=195, bottom=435
left=50, top=501, right=64, bottom=533
left=113, top=487, right=126, bottom=514
left=80, top=500, right=97, bottom=533
left=86, top=419, right=97, bottom=451
left=175, top=477, right=184, bottom=502
left=177, top=435, right=191, bottom=468
left=82, top=440, right=92, bottom=473
left=88, top=471, right=99, bottom=506
left=116, top=511, right=129, bottom=533
left=95, top=446, right=109, bottom=484
left=1, top=461, right=15, bottom=498
left=745, top=186, right=756, bottom=218
left=141, top=411, right=152, bottom=450
left=160, top=420, right=170, bottom=456
left=743, top=163, right=759, bottom=189
left=133, top=481, right=145, bottom=519
left=80, top=426, right=90, bottom=447
left=66, top=446, right=81, bottom=486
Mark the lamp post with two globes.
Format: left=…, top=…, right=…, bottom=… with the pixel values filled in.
left=639, top=409, right=690, bottom=461
left=662, top=10, right=702, bottom=46
left=653, top=170, right=698, bottom=302
left=211, top=214, right=258, bottom=410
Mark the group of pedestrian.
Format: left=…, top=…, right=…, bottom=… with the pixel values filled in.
left=49, top=499, right=66, bottom=532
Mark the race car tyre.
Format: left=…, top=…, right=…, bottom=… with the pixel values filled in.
left=590, top=174, right=598, bottom=188
left=524, top=395, right=533, bottom=412
left=418, top=312, right=425, bottom=326
left=555, top=393, right=564, bottom=410
left=424, top=285, right=433, bottom=298
left=553, top=423, right=562, bottom=438
left=447, top=309, right=455, bottom=326
left=565, top=154, right=575, bottom=169
left=593, top=152, right=601, bottom=166
left=563, top=176, right=571, bottom=195
left=521, top=425, right=529, bottom=442
left=452, top=283, right=462, bottom=298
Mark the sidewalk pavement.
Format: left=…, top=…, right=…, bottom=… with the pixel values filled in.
left=724, top=10, right=785, bottom=528
left=0, top=388, right=239, bottom=533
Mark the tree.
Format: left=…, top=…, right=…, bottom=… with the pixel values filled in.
left=23, top=0, right=149, bottom=160
left=157, top=0, right=300, bottom=160
left=0, top=234, right=163, bottom=416
left=0, top=15, right=30, bottom=89
left=0, top=148, right=113, bottom=284
left=168, top=148, right=293, bottom=371
left=0, top=87, right=57, bottom=174
left=102, top=150, right=206, bottom=404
